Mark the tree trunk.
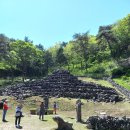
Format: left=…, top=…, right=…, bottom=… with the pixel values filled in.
left=67, top=64, right=70, bottom=70
left=72, top=63, right=74, bottom=69
left=22, top=72, right=25, bottom=82
left=80, top=61, right=83, bottom=69
left=11, top=69, right=14, bottom=83
left=22, top=64, right=26, bottom=82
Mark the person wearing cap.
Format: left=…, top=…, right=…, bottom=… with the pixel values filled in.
left=15, top=104, right=23, bottom=128
left=2, top=100, right=9, bottom=122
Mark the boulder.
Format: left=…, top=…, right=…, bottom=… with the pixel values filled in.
left=53, top=116, right=73, bottom=130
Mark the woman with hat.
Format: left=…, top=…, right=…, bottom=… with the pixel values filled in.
left=15, top=104, right=23, bottom=128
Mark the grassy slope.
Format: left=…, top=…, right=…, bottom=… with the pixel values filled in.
left=0, top=77, right=23, bottom=88
left=78, top=77, right=114, bottom=88
left=113, top=76, right=130, bottom=90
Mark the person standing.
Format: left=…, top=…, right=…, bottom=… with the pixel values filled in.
left=39, top=102, right=45, bottom=120
left=2, top=100, right=9, bottom=122
left=15, top=104, right=23, bottom=128
left=53, top=102, right=57, bottom=114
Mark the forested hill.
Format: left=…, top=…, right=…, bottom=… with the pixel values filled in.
left=0, top=14, right=130, bottom=81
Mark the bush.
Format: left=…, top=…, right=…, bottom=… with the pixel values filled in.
left=93, top=67, right=105, bottom=73
left=121, top=76, right=128, bottom=80
left=112, top=67, right=126, bottom=78
left=126, top=69, right=130, bottom=76
left=86, top=73, right=109, bottom=79
left=87, top=65, right=104, bottom=73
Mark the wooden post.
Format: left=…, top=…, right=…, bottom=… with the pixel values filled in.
left=44, top=95, right=49, bottom=109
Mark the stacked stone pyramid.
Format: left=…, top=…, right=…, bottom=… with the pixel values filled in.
left=0, top=70, right=122, bottom=102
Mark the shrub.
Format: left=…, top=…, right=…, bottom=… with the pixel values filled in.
left=126, top=69, right=130, bottom=76
left=121, top=76, right=128, bottom=80
left=112, top=67, right=126, bottom=78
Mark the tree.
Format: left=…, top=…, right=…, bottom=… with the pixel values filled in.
left=73, top=32, right=89, bottom=69
left=48, top=43, right=61, bottom=65
left=44, top=51, right=53, bottom=74
left=5, top=50, right=19, bottom=81
left=36, top=44, right=44, bottom=51
left=24, top=36, right=33, bottom=43
left=11, top=40, right=42, bottom=81
left=0, top=34, right=9, bottom=59
left=61, top=42, right=67, bottom=47
left=56, top=47, right=67, bottom=67
left=113, top=14, right=130, bottom=59
left=64, top=41, right=83, bottom=69
left=96, top=25, right=117, bottom=59
left=28, top=48, right=44, bottom=77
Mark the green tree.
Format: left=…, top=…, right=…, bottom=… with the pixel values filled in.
left=36, top=44, right=44, bottom=51
left=113, top=14, right=130, bottom=59
left=11, top=40, right=42, bottom=81
left=56, top=46, right=67, bottom=67
left=29, top=48, right=44, bottom=77
left=43, top=51, right=54, bottom=74
left=73, top=32, right=89, bottom=69
left=96, top=25, right=117, bottom=59
left=24, top=36, right=33, bottom=43
left=64, top=41, right=83, bottom=69
left=5, top=49, right=19, bottom=81
left=0, top=34, right=9, bottom=59
left=48, top=43, right=61, bottom=65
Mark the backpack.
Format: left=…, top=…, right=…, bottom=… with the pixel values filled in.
left=0, top=101, right=3, bottom=109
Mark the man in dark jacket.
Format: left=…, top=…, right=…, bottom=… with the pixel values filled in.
left=39, top=102, right=45, bottom=120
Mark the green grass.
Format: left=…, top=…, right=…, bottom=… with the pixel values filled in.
left=78, top=77, right=114, bottom=88
left=113, top=76, right=130, bottom=90
left=0, top=77, right=23, bottom=88
left=0, top=78, right=12, bottom=87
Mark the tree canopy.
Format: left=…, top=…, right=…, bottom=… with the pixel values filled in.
left=0, top=14, right=130, bottom=79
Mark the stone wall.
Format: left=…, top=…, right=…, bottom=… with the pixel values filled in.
left=86, top=115, right=130, bottom=130
left=106, top=77, right=130, bottom=100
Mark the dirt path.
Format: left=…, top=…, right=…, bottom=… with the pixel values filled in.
left=0, top=114, right=56, bottom=130
left=0, top=113, right=87, bottom=130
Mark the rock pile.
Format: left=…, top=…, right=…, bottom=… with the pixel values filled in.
left=86, top=115, right=130, bottom=130
left=0, top=70, right=123, bottom=102
left=53, top=116, right=73, bottom=130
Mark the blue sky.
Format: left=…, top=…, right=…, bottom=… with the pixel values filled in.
left=0, top=0, right=130, bottom=48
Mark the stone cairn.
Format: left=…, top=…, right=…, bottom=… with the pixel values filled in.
left=86, top=116, right=130, bottom=130
left=0, top=70, right=123, bottom=102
